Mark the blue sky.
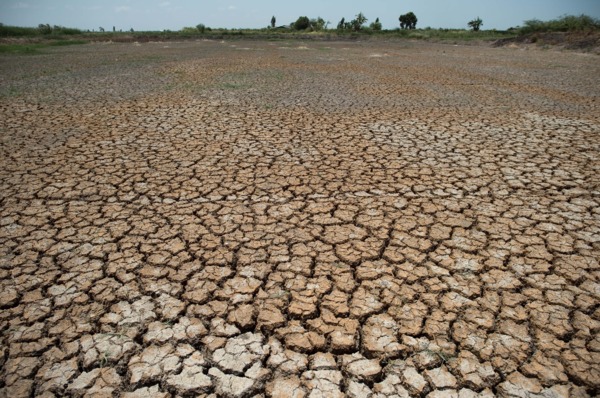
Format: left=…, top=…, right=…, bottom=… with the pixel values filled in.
left=1, top=0, right=599, bottom=31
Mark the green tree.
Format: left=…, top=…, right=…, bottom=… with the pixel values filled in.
left=293, top=16, right=310, bottom=30
left=310, top=17, right=326, bottom=31
left=468, top=17, right=483, bottom=31
left=196, top=23, right=206, bottom=33
left=350, top=12, right=367, bottom=31
left=337, top=17, right=345, bottom=30
left=370, top=17, right=382, bottom=31
left=399, top=12, right=418, bottom=29
left=271, top=16, right=276, bottom=28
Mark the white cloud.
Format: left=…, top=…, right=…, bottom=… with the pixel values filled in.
left=115, top=5, right=131, bottom=12
left=227, top=5, right=237, bottom=10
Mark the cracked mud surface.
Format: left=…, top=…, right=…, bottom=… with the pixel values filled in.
left=1, top=40, right=599, bottom=397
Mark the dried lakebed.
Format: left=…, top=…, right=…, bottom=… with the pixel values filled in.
left=0, top=40, right=599, bottom=397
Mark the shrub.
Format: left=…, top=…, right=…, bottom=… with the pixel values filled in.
left=181, top=27, right=198, bottom=34
left=370, top=18, right=382, bottom=31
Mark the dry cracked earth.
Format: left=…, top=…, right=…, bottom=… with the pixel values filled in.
left=0, top=39, right=599, bottom=398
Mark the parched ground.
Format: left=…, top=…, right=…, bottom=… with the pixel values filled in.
left=0, top=39, right=599, bottom=397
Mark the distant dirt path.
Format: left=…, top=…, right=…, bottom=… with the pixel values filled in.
left=1, top=40, right=599, bottom=397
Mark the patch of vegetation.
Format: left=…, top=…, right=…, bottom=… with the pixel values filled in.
left=490, top=14, right=600, bottom=51
left=336, top=12, right=368, bottom=32
left=0, top=21, right=518, bottom=44
left=99, top=350, right=110, bottom=368
left=0, top=25, right=39, bottom=37
left=0, top=86, right=22, bottom=98
left=0, top=40, right=87, bottom=55
left=221, top=82, right=248, bottom=90
left=390, top=28, right=515, bottom=41
left=48, top=39, right=88, bottom=46
left=0, top=24, right=82, bottom=37
left=423, top=349, right=456, bottom=364
left=370, top=18, right=382, bottom=32
left=519, top=14, right=600, bottom=35
left=0, top=43, right=44, bottom=54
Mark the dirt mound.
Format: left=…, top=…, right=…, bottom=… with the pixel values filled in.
left=494, top=31, right=600, bottom=53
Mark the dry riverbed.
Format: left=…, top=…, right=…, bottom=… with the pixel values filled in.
left=1, top=39, right=599, bottom=397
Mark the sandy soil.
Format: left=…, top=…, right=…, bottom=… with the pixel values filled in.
left=1, top=39, right=599, bottom=397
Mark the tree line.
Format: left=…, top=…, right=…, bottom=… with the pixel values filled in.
left=4, top=12, right=597, bottom=39
left=278, top=12, right=487, bottom=32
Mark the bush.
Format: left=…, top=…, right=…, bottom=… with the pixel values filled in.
left=370, top=18, right=382, bottom=31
